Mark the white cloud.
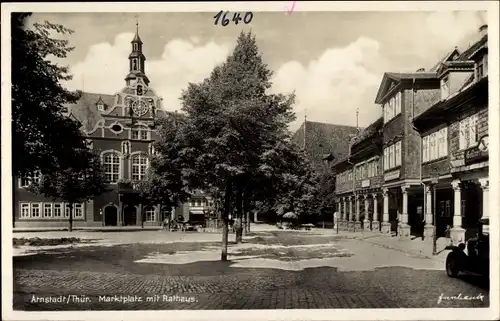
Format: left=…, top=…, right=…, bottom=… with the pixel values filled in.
left=66, top=34, right=382, bottom=131
left=272, top=37, right=384, bottom=131
left=413, top=11, right=487, bottom=58
left=65, top=33, right=231, bottom=112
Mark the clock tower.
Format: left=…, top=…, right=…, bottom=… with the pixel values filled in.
left=125, top=21, right=150, bottom=87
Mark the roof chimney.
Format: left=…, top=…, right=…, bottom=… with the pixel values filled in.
left=479, top=24, right=488, bottom=38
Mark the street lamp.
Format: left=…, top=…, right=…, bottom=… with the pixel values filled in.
left=431, top=175, right=439, bottom=255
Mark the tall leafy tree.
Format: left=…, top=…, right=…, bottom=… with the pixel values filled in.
left=29, top=149, right=107, bottom=231
left=176, top=31, right=296, bottom=257
left=11, top=13, right=86, bottom=177
left=143, top=113, right=191, bottom=219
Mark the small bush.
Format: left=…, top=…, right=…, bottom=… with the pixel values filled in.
left=13, top=237, right=82, bottom=247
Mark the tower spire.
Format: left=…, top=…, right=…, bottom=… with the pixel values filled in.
left=356, top=108, right=359, bottom=132
left=125, top=15, right=149, bottom=86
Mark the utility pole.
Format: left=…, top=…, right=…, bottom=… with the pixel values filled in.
left=431, top=175, right=439, bottom=255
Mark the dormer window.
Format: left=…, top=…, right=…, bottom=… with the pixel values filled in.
left=20, top=171, right=41, bottom=188
left=136, top=85, right=143, bottom=96
left=476, top=54, right=487, bottom=80
left=441, top=76, right=450, bottom=100
left=97, top=103, right=104, bottom=111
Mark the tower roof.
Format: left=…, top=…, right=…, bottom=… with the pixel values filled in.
left=132, top=20, right=143, bottom=44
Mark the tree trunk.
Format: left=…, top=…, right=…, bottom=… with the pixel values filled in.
left=242, top=197, right=247, bottom=236
left=243, top=197, right=250, bottom=235
left=140, top=201, right=144, bottom=228
left=246, top=211, right=251, bottom=233
left=221, top=181, right=231, bottom=261
left=235, top=190, right=243, bottom=243
left=68, top=203, right=73, bottom=232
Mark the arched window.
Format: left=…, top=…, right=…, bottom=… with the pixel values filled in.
left=131, top=154, right=148, bottom=181
left=144, top=206, right=156, bottom=222
left=102, top=152, right=120, bottom=183
left=136, top=85, right=143, bottom=96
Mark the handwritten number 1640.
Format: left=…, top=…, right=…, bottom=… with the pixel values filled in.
left=214, top=11, right=253, bottom=26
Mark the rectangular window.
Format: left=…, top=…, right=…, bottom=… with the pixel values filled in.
left=54, top=203, right=62, bottom=218
left=395, top=141, right=401, bottom=166
left=441, top=76, right=450, bottom=100
left=131, top=155, right=148, bottom=181
left=64, top=203, right=70, bottom=218
left=459, top=119, right=466, bottom=150
left=31, top=203, right=41, bottom=218
left=442, top=127, right=448, bottom=158
left=20, top=203, right=30, bottom=219
left=140, top=130, right=148, bottom=141
left=429, top=133, right=436, bottom=160
left=422, top=136, right=429, bottom=163
left=458, top=114, right=479, bottom=150
left=74, top=203, right=84, bottom=218
left=389, top=144, right=394, bottom=169
left=132, top=130, right=140, bottom=140
left=20, top=171, right=41, bottom=188
left=476, top=60, right=484, bottom=80
left=43, top=203, right=53, bottom=218
left=435, top=127, right=448, bottom=158
left=384, top=148, right=389, bottom=171
left=469, top=114, right=478, bottom=146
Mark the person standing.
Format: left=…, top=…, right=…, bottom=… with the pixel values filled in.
left=333, top=210, right=339, bottom=230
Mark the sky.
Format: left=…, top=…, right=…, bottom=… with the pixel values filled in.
left=28, top=10, right=487, bottom=131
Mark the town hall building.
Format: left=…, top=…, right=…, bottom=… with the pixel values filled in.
left=13, top=24, right=211, bottom=228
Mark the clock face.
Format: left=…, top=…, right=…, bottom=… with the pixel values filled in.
left=132, top=99, right=148, bottom=117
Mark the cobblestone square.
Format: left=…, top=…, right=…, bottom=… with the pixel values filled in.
left=12, top=230, right=490, bottom=310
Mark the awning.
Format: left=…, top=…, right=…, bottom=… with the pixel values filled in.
left=190, top=209, right=205, bottom=215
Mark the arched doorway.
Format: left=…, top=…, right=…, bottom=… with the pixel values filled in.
left=104, top=206, right=118, bottom=226
left=124, top=205, right=137, bottom=226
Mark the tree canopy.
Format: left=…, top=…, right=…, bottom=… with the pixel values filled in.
left=11, top=12, right=86, bottom=177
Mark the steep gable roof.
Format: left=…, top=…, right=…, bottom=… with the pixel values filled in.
left=429, top=48, right=461, bottom=72
left=292, top=121, right=360, bottom=172
left=351, top=116, right=383, bottom=147
left=65, top=91, right=167, bottom=133
left=457, top=34, right=487, bottom=61
left=374, top=72, right=438, bottom=104
left=66, top=92, right=115, bottom=132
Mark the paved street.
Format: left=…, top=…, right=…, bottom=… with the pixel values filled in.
left=13, top=228, right=489, bottom=310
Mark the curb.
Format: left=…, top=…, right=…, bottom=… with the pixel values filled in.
left=355, top=236, right=446, bottom=264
